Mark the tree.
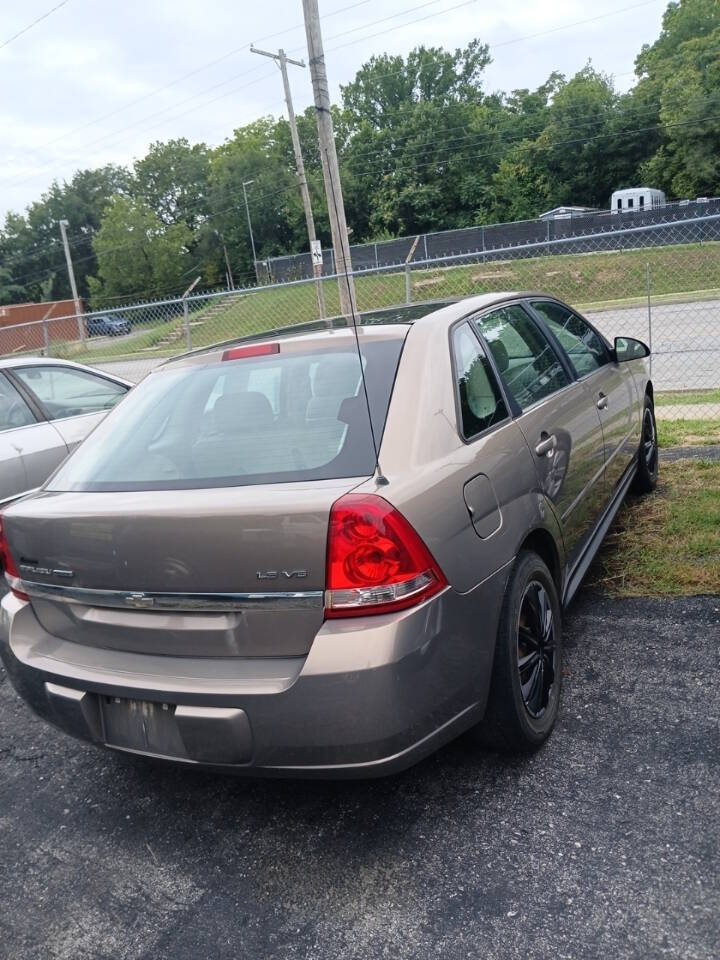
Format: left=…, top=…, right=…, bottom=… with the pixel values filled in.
left=341, top=40, right=490, bottom=130
left=134, top=139, right=211, bottom=230
left=87, top=197, right=192, bottom=306
left=339, top=42, right=498, bottom=236
left=633, top=0, right=720, bottom=197
left=0, top=165, right=130, bottom=304
left=207, top=117, right=318, bottom=284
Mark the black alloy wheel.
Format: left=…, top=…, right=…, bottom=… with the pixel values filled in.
left=517, top=581, right=557, bottom=718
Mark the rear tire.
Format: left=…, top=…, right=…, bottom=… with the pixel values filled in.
left=480, top=550, right=562, bottom=752
left=631, top=395, right=658, bottom=494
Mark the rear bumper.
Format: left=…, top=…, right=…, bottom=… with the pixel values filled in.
left=0, top=565, right=509, bottom=777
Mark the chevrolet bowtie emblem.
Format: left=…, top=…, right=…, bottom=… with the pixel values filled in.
left=126, top=593, right=154, bottom=609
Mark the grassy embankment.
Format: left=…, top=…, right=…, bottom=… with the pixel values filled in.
left=49, top=240, right=720, bottom=366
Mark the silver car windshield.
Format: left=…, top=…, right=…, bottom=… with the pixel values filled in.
left=47, top=339, right=405, bottom=491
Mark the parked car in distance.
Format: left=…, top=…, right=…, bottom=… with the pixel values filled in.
left=0, top=292, right=658, bottom=776
left=86, top=314, right=132, bottom=337
left=0, top=357, right=131, bottom=507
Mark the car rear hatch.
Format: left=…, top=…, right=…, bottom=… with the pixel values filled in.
left=5, top=482, right=360, bottom=657
left=3, top=327, right=407, bottom=659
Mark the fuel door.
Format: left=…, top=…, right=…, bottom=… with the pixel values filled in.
left=463, top=473, right=502, bottom=539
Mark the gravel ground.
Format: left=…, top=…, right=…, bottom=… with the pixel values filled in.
left=660, top=444, right=720, bottom=462
left=0, top=592, right=718, bottom=960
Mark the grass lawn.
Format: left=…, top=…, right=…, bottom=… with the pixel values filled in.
left=656, top=419, right=720, bottom=448
left=656, top=388, right=720, bottom=407
left=44, top=240, right=720, bottom=367
left=590, top=459, right=720, bottom=596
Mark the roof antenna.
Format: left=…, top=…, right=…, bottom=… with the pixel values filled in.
left=324, top=149, right=388, bottom=486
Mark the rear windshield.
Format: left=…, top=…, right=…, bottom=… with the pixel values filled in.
left=47, top=338, right=405, bottom=491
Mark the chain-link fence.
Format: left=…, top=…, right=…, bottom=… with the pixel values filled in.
left=261, top=196, right=720, bottom=282
left=1, top=217, right=719, bottom=424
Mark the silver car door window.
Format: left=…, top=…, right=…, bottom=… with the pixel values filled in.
left=0, top=373, right=37, bottom=432
left=13, top=366, right=127, bottom=421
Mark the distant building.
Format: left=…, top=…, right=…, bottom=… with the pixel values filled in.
left=538, top=206, right=598, bottom=220
left=611, top=187, right=666, bottom=213
left=0, top=299, right=84, bottom=355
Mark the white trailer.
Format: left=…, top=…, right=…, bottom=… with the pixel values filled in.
left=611, top=187, right=666, bottom=213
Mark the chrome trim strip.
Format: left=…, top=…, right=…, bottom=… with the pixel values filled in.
left=0, top=488, right=39, bottom=508
left=15, top=579, right=324, bottom=612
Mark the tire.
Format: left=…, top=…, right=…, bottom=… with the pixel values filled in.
left=631, top=394, right=659, bottom=494
left=480, top=550, right=563, bottom=752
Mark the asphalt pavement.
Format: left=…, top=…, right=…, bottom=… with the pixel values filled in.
left=0, top=592, right=718, bottom=960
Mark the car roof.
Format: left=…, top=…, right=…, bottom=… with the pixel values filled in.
left=0, top=354, right=132, bottom=385
left=159, top=292, right=561, bottom=372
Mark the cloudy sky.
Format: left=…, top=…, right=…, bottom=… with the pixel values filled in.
left=1, top=0, right=668, bottom=220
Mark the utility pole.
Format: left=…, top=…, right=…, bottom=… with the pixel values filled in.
left=222, top=244, right=235, bottom=290
left=251, top=44, right=326, bottom=318
left=241, top=179, right=260, bottom=284
left=302, top=0, right=357, bottom=320
left=58, top=219, right=85, bottom=343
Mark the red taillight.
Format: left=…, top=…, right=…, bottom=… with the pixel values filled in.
left=325, top=494, right=447, bottom=618
left=0, top=516, right=29, bottom=601
left=222, top=343, right=279, bottom=362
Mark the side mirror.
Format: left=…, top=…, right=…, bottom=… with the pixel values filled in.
left=614, top=336, right=650, bottom=362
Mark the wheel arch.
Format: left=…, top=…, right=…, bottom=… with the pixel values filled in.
left=518, top=527, right=563, bottom=596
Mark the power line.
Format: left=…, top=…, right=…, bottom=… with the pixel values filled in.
left=7, top=95, right=717, bottom=288
left=329, top=0, right=665, bottom=97
left=2, top=0, right=661, bottom=198
left=2, top=0, right=475, bottom=191
left=11, top=108, right=720, bottom=293
left=1, top=77, right=683, bottom=276
left=0, top=0, right=372, bottom=190
left=5, top=78, right=715, bottom=279
left=0, top=0, right=71, bottom=51
left=5, top=0, right=372, bottom=163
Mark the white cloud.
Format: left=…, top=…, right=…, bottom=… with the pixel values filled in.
left=0, top=0, right=666, bottom=219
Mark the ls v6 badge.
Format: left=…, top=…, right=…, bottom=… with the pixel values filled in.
left=256, top=569, right=308, bottom=580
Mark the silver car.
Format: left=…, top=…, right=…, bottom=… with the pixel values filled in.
left=0, top=357, right=131, bottom=507
left=0, top=293, right=657, bottom=776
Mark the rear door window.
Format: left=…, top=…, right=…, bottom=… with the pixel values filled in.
left=48, top=338, right=405, bottom=491
left=451, top=323, right=507, bottom=439
left=0, top=373, right=36, bottom=432
left=474, top=305, right=570, bottom=410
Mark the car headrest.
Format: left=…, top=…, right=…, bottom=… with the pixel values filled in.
left=213, top=391, right=274, bottom=435
left=312, top=355, right=361, bottom=398
left=488, top=339, right=509, bottom=374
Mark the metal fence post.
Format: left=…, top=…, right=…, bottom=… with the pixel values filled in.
left=181, top=276, right=202, bottom=352
left=40, top=304, right=53, bottom=357
left=404, top=236, right=420, bottom=305
left=182, top=298, right=191, bottom=351
left=646, top=262, right=653, bottom=378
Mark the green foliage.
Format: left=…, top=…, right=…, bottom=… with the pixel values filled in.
left=1, top=165, right=130, bottom=304
left=88, top=197, right=192, bottom=306
left=134, top=138, right=211, bottom=230
left=635, top=0, right=720, bottom=197
left=1, top=1, right=719, bottom=307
